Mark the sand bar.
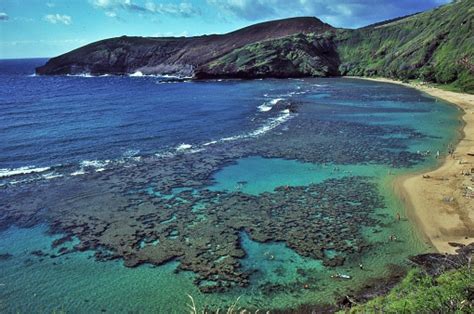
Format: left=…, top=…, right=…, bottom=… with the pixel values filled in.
left=347, top=77, right=474, bottom=253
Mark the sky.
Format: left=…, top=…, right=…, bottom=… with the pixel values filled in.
left=0, top=0, right=451, bottom=59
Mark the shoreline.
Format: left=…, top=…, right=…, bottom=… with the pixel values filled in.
left=347, top=76, right=474, bottom=253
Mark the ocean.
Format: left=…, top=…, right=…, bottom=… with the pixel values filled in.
left=0, top=58, right=461, bottom=312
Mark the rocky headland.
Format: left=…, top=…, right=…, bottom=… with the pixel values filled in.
left=36, top=0, right=473, bottom=93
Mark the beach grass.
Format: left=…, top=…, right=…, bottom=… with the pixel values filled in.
left=344, top=266, right=473, bottom=313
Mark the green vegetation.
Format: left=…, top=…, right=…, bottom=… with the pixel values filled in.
left=344, top=267, right=474, bottom=313
left=39, top=0, right=473, bottom=93
left=202, top=0, right=473, bottom=92
left=336, top=0, right=474, bottom=93
left=202, top=33, right=339, bottom=78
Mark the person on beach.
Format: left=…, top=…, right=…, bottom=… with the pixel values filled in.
left=396, top=212, right=401, bottom=221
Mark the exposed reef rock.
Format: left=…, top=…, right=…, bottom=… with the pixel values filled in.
left=0, top=90, right=437, bottom=293
left=409, top=242, right=474, bottom=276
left=279, top=243, right=474, bottom=312
left=0, top=253, right=13, bottom=261
left=1, top=171, right=384, bottom=293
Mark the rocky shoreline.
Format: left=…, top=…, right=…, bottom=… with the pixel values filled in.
left=275, top=242, right=474, bottom=313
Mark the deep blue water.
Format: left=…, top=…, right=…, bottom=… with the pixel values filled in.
left=0, top=59, right=461, bottom=312
left=0, top=58, right=282, bottom=170
left=0, top=59, right=457, bottom=176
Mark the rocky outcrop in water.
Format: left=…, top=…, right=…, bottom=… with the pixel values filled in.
left=409, top=242, right=474, bottom=275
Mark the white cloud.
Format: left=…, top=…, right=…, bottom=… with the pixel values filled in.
left=43, top=14, right=72, bottom=25
left=46, top=2, right=56, bottom=8
left=0, top=12, right=9, bottom=21
left=90, top=0, right=200, bottom=18
left=206, top=0, right=452, bottom=28
left=144, top=2, right=198, bottom=17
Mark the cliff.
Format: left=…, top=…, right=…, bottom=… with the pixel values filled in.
left=35, top=17, right=333, bottom=77
left=36, top=0, right=473, bottom=92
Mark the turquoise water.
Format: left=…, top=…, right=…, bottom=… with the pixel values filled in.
left=0, top=225, right=204, bottom=313
left=211, top=156, right=387, bottom=195
left=0, top=76, right=461, bottom=312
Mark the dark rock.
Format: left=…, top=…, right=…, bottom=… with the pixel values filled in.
left=35, top=17, right=333, bottom=77
left=30, top=250, right=48, bottom=257
left=409, top=242, right=474, bottom=276
left=0, top=253, right=13, bottom=261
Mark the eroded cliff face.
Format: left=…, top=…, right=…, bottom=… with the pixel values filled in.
left=36, top=0, right=473, bottom=92
left=35, top=17, right=334, bottom=77
left=195, top=33, right=340, bottom=79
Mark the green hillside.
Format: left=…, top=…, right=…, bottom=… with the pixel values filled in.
left=336, top=0, right=474, bottom=93
left=344, top=267, right=473, bottom=313
left=37, top=0, right=473, bottom=93
left=197, top=32, right=340, bottom=78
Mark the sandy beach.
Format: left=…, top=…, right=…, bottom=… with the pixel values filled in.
left=348, top=77, right=474, bottom=253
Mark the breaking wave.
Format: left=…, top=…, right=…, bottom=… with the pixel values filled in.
left=0, top=108, right=294, bottom=185
left=258, top=97, right=284, bottom=112
left=0, top=166, right=51, bottom=178
left=176, top=143, right=192, bottom=151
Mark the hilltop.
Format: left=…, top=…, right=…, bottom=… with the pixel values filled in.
left=35, top=17, right=333, bottom=77
left=36, top=0, right=473, bottom=92
left=336, top=0, right=473, bottom=92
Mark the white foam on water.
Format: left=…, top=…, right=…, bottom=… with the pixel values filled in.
left=80, top=159, right=111, bottom=169
left=66, top=73, right=94, bottom=78
left=70, top=170, right=86, bottom=176
left=203, top=140, right=217, bottom=146
left=1, top=95, right=294, bottom=186
left=0, top=166, right=51, bottom=178
left=123, top=149, right=140, bottom=158
left=71, top=159, right=112, bottom=175
left=155, top=151, right=176, bottom=158
left=176, top=143, right=192, bottom=151
left=187, top=148, right=205, bottom=154
left=269, top=98, right=284, bottom=105
left=129, top=71, right=144, bottom=77
left=220, top=109, right=293, bottom=142
left=258, top=104, right=272, bottom=112
left=258, top=98, right=284, bottom=112
left=42, top=172, right=63, bottom=180
left=130, top=72, right=189, bottom=79
left=248, top=110, right=292, bottom=137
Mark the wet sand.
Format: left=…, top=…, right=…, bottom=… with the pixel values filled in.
left=347, top=77, right=474, bottom=253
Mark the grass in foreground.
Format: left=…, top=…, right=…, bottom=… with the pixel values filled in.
left=344, top=266, right=473, bottom=313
